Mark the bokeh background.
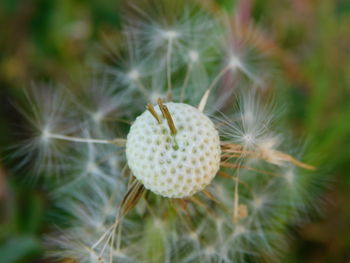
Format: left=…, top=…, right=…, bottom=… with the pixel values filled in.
left=0, top=0, right=349, bottom=262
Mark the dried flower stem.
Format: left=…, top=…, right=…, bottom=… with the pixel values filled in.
left=147, top=103, right=162, bottom=124
left=221, top=143, right=315, bottom=170
left=94, top=179, right=145, bottom=263
left=121, top=180, right=145, bottom=216
left=157, top=98, right=177, bottom=135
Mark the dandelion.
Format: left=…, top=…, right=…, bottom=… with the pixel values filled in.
left=126, top=100, right=221, bottom=198
left=14, top=1, right=317, bottom=263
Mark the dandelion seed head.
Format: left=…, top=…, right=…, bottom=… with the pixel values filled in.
left=12, top=84, right=81, bottom=177
left=17, top=2, right=315, bottom=262
left=73, top=72, right=133, bottom=128
left=126, top=102, right=221, bottom=198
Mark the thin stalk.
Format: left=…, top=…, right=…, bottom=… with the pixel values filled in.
left=180, top=63, right=193, bottom=102
left=46, top=133, right=113, bottom=144
left=207, top=65, right=230, bottom=91
left=98, top=227, right=115, bottom=259
left=45, top=133, right=126, bottom=146
left=166, top=39, right=174, bottom=100
left=240, top=66, right=261, bottom=85
left=232, top=159, right=243, bottom=223
left=197, top=89, right=210, bottom=112
left=109, top=225, right=117, bottom=263
left=107, top=213, right=122, bottom=263
left=135, top=78, right=151, bottom=101
left=116, top=220, right=123, bottom=252
left=91, top=224, right=115, bottom=249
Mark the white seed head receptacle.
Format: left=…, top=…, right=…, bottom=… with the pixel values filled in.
left=126, top=102, right=221, bottom=198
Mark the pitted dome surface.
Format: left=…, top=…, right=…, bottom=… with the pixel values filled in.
left=126, top=102, right=221, bottom=198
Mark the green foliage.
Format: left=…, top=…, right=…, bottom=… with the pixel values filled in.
left=0, top=236, right=41, bottom=263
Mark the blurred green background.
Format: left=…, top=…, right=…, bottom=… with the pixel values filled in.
left=0, top=0, right=349, bottom=262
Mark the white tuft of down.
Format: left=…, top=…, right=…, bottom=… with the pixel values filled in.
left=126, top=103, right=221, bottom=198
